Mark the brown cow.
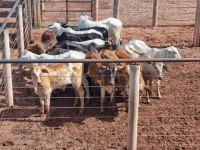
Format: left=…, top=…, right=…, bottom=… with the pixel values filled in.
left=85, top=52, right=118, bottom=114
left=115, top=50, right=152, bottom=108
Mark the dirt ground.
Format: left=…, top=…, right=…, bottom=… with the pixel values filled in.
left=0, top=1, right=200, bottom=148
left=0, top=25, right=199, bottom=150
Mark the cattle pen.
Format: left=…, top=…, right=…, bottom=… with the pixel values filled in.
left=0, top=0, right=200, bottom=149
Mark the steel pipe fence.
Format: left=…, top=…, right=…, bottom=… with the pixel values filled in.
left=0, top=59, right=199, bottom=149
left=0, top=0, right=32, bottom=95
left=39, top=0, right=197, bottom=27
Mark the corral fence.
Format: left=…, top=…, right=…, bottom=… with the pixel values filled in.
left=0, top=56, right=200, bottom=149
left=0, top=0, right=32, bottom=92
left=0, top=0, right=200, bottom=149
left=34, top=0, right=200, bottom=46
left=35, top=0, right=197, bottom=27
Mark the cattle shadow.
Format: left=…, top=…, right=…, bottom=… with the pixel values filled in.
left=0, top=74, right=123, bottom=128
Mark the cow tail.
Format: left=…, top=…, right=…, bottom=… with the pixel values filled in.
left=120, top=27, right=123, bottom=44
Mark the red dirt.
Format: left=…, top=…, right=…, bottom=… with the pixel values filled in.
left=0, top=26, right=199, bottom=149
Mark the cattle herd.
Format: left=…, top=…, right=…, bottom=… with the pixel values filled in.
left=20, top=13, right=182, bottom=117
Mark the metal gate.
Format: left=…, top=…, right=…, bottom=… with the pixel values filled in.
left=40, top=0, right=93, bottom=25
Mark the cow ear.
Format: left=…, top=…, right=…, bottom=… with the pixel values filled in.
left=117, top=66, right=123, bottom=70
left=163, top=65, right=168, bottom=71
left=48, top=25, right=55, bottom=30
left=41, top=68, right=49, bottom=73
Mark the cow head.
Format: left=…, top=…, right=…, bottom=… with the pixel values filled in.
left=100, top=63, right=118, bottom=86
left=152, top=62, right=165, bottom=80
left=165, top=46, right=181, bottom=59
left=31, top=66, right=49, bottom=86
left=48, top=22, right=62, bottom=36
left=80, top=13, right=93, bottom=20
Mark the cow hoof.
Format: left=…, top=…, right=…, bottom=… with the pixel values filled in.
left=100, top=110, right=105, bottom=116
left=146, top=100, right=152, bottom=104
left=85, top=99, right=90, bottom=104
left=79, top=111, right=84, bottom=116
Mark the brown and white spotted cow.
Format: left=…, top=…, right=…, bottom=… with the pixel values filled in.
left=85, top=52, right=118, bottom=114
left=31, top=63, right=85, bottom=117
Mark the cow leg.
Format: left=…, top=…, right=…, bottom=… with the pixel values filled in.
left=109, top=87, right=116, bottom=112
left=100, top=86, right=106, bottom=114
left=74, top=86, right=85, bottom=116
left=144, top=86, right=152, bottom=104
left=156, top=80, right=162, bottom=99
left=73, top=88, right=79, bottom=107
left=82, top=74, right=90, bottom=103
left=149, top=80, right=154, bottom=98
left=45, top=94, right=51, bottom=117
left=39, top=96, right=45, bottom=117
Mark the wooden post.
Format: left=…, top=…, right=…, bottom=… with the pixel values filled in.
left=194, top=0, right=200, bottom=46
left=33, top=0, right=37, bottom=25
left=127, top=64, right=140, bottom=150
left=3, top=29, right=14, bottom=107
left=152, top=0, right=159, bottom=27
left=37, top=0, right=41, bottom=26
left=16, top=5, right=25, bottom=52
left=66, top=0, right=68, bottom=22
left=27, top=0, right=32, bottom=41
left=114, top=0, right=120, bottom=19
left=91, top=0, right=98, bottom=21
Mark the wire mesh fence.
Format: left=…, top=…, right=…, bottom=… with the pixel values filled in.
left=0, top=0, right=199, bottom=149
left=0, top=59, right=199, bottom=149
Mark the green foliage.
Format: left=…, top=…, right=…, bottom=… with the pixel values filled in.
left=32, top=25, right=44, bottom=29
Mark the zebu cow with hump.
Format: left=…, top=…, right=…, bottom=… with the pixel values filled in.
left=55, top=39, right=116, bottom=53
left=78, top=13, right=123, bottom=46
left=31, top=63, right=85, bottom=117
left=126, top=39, right=181, bottom=61
left=85, top=52, right=118, bottom=114
left=59, top=21, right=109, bottom=41
left=48, top=22, right=104, bottom=42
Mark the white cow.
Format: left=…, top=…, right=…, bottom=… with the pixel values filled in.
left=20, top=50, right=85, bottom=69
left=48, top=22, right=103, bottom=37
left=127, top=39, right=182, bottom=61
left=141, top=62, right=165, bottom=99
left=78, top=13, right=123, bottom=46
left=118, top=44, right=149, bottom=58
left=74, top=39, right=106, bottom=46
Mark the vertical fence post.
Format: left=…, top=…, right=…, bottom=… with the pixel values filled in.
left=16, top=5, right=25, bottom=53
left=27, top=0, right=32, bottom=41
left=127, top=64, right=140, bottom=150
left=33, top=0, right=37, bottom=25
left=114, top=0, right=120, bottom=19
left=66, top=0, right=68, bottom=22
left=152, top=0, right=159, bottom=27
left=37, top=0, right=41, bottom=26
left=194, top=0, right=200, bottom=47
left=3, top=29, right=14, bottom=107
left=91, top=0, right=98, bottom=21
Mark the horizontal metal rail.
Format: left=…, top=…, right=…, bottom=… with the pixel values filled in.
left=0, top=58, right=200, bottom=63
left=0, top=0, right=21, bottom=33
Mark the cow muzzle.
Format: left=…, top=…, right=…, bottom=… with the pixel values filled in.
left=37, top=82, right=42, bottom=85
